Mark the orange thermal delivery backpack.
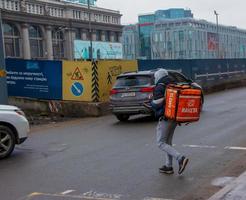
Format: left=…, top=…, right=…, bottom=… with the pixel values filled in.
left=165, top=84, right=202, bottom=123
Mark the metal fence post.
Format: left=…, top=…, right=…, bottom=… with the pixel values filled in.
left=0, top=9, right=8, bottom=105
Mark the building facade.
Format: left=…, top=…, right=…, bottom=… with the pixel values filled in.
left=0, top=0, right=123, bottom=60
left=122, top=24, right=139, bottom=60
left=151, top=18, right=246, bottom=59
left=138, top=8, right=193, bottom=59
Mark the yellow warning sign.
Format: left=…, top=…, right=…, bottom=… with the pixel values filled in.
left=71, top=67, right=84, bottom=80
left=62, top=61, right=93, bottom=102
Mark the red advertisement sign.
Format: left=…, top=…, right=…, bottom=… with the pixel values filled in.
left=207, top=32, right=219, bottom=51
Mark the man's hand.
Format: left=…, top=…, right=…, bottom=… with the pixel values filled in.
left=143, top=102, right=152, bottom=109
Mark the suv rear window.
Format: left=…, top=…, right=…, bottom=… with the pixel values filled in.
left=114, top=75, right=152, bottom=88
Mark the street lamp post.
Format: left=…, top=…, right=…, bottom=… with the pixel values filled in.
left=87, top=0, right=93, bottom=60
left=214, top=10, right=219, bottom=58
left=0, top=9, right=8, bottom=104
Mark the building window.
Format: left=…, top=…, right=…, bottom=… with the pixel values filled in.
left=52, top=29, right=65, bottom=59
left=75, top=28, right=81, bottom=40
left=29, top=25, right=43, bottom=58
left=105, top=31, right=110, bottom=41
left=3, top=23, right=20, bottom=57
left=73, top=10, right=81, bottom=19
left=96, top=30, right=101, bottom=41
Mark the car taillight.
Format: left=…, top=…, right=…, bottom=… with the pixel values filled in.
left=110, top=89, right=119, bottom=95
left=15, top=109, right=26, bottom=117
left=140, top=87, right=154, bottom=93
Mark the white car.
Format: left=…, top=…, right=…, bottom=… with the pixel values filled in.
left=0, top=105, right=29, bottom=159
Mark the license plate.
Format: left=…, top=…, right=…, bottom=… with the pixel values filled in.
left=121, top=92, right=136, bottom=97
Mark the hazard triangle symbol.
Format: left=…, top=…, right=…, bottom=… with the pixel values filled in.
left=71, top=67, right=84, bottom=80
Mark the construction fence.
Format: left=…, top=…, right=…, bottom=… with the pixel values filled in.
left=5, top=58, right=246, bottom=102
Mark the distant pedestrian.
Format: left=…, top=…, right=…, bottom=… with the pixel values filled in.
left=148, top=69, right=189, bottom=175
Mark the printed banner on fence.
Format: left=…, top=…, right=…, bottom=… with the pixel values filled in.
left=6, top=59, right=62, bottom=100
left=63, top=61, right=93, bottom=101
left=97, top=60, right=138, bottom=102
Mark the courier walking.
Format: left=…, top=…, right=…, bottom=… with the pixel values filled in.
left=148, top=69, right=202, bottom=175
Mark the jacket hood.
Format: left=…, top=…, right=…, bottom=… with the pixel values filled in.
left=154, top=69, right=168, bottom=84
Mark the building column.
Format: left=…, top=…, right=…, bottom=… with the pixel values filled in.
left=117, top=32, right=122, bottom=43
left=92, top=30, right=97, bottom=41
left=110, top=31, right=115, bottom=42
left=64, top=28, right=75, bottom=60
left=45, top=26, right=53, bottom=60
left=101, top=31, right=106, bottom=42
left=81, top=29, right=88, bottom=40
left=21, top=23, right=31, bottom=59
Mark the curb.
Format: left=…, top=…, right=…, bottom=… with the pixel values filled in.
left=208, top=171, right=246, bottom=200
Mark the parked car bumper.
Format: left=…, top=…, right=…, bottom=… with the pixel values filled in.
left=15, top=116, right=30, bottom=144
left=19, top=137, right=28, bottom=144
left=111, top=105, right=152, bottom=115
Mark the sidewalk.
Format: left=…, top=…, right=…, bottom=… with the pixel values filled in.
left=208, top=171, right=246, bottom=200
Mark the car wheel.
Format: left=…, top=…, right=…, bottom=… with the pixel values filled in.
left=116, top=114, right=130, bottom=122
left=0, top=125, right=15, bottom=159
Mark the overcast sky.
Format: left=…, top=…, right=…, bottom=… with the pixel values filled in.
left=97, top=0, right=246, bottom=29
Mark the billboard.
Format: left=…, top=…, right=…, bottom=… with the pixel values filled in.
left=74, top=40, right=123, bottom=60
left=207, top=32, right=219, bottom=51
left=6, top=59, right=62, bottom=100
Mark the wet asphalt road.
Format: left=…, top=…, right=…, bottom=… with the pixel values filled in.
left=0, top=87, right=246, bottom=200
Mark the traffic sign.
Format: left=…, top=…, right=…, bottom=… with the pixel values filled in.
left=71, top=82, right=83, bottom=97
left=71, top=67, right=84, bottom=80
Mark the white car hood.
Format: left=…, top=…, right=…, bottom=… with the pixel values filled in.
left=0, top=105, right=19, bottom=111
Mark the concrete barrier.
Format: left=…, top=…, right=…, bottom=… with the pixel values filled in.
left=8, top=97, right=110, bottom=118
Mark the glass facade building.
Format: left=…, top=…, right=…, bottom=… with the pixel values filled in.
left=151, top=18, right=246, bottom=59
left=138, top=9, right=193, bottom=59
left=122, top=25, right=139, bottom=60
left=138, top=14, right=155, bottom=59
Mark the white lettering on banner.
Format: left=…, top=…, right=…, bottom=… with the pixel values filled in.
left=182, top=108, right=198, bottom=113
left=7, top=71, right=47, bottom=85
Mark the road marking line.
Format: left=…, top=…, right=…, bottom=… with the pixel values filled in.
left=61, top=190, right=76, bottom=195
left=143, top=198, right=175, bottom=200
left=26, top=192, right=116, bottom=200
left=224, top=146, right=246, bottom=150
left=27, top=192, right=43, bottom=197
left=182, top=144, right=217, bottom=149
left=82, top=190, right=122, bottom=199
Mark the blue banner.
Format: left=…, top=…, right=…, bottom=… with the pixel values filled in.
left=138, top=59, right=246, bottom=87
left=138, top=59, right=193, bottom=78
left=6, top=59, right=62, bottom=100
